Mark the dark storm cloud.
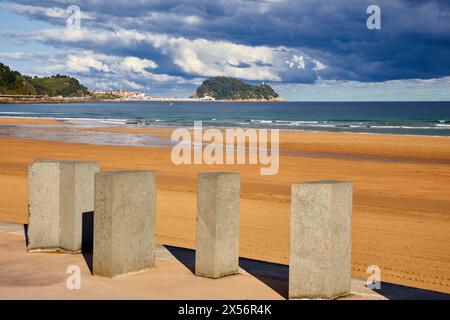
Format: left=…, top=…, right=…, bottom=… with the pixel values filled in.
left=2, top=0, right=450, bottom=83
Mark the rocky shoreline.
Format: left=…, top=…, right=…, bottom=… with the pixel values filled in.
left=0, top=96, right=111, bottom=104
left=0, top=96, right=284, bottom=104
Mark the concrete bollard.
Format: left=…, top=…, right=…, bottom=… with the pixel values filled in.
left=289, top=180, right=352, bottom=299
left=27, top=159, right=99, bottom=253
left=93, top=171, right=156, bottom=278
left=195, top=172, right=240, bottom=279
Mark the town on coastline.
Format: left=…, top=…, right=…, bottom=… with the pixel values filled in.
left=0, top=90, right=216, bottom=103
left=89, top=88, right=218, bottom=102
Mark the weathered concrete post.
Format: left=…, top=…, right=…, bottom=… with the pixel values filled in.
left=195, top=172, right=240, bottom=279
left=27, top=159, right=99, bottom=253
left=93, top=171, right=156, bottom=278
left=289, top=181, right=352, bottom=299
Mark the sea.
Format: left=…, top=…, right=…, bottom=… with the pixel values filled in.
left=1, top=101, right=450, bottom=136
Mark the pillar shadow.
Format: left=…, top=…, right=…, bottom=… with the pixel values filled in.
left=23, top=223, right=29, bottom=246
left=81, top=211, right=94, bottom=274
left=375, top=282, right=450, bottom=300
left=239, top=258, right=289, bottom=299
left=163, top=244, right=288, bottom=298
left=164, top=245, right=196, bottom=274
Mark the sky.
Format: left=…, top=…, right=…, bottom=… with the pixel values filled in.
left=0, top=0, right=449, bottom=101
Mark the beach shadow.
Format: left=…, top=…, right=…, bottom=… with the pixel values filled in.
left=164, top=245, right=196, bottom=274
left=239, top=258, right=289, bottom=299
left=23, top=223, right=29, bottom=247
left=81, top=211, right=94, bottom=274
left=375, top=282, right=450, bottom=300
left=163, top=244, right=288, bottom=298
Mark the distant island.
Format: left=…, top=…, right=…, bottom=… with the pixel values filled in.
left=0, top=62, right=89, bottom=97
left=194, top=77, right=282, bottom=101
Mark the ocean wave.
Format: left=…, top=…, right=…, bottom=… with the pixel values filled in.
left=244, top=120, right=450, bottom=130
left=250, top=119, right=273, bottom=123
left=61, top=117, right=128, bottom=123
left=276, top=120, right=319, bottom=124
left=370, top=126, right=436, bottom=129
left=0, top=112, right=40, bottom=115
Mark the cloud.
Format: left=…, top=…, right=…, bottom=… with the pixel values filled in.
left=3, top=0, right=450, bottom=82
left=66, top=54, right=110, bottom=73
left=2, top=27, right=324, bottom=82
left=1, top=0, right=450, bottom=99
left=4, top=2, right=95, bottom=21
left=121, top=56, right=157, bottom=74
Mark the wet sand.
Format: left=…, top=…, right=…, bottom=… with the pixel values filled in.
left=0, top=117, right=63, bottom=125
left=0, top=118, right=449, bottom=294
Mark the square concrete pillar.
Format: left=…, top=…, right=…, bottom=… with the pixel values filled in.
left=289, top=181, right=352, bottom=299
left=27, top=159, right=100, bottom=253
left=93, top=171, right=156, bottom=278
left=195, top=172, right=240, bottom=279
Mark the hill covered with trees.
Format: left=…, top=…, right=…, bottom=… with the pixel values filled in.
left=195, top=76, right=281, bottom=101
left=0, top=62, right=89, bottom=97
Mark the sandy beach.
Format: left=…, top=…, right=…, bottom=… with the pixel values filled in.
left=0, top=117, right=449, bottom=294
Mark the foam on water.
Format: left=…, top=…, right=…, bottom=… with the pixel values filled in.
left=1, top=101, right=450, bottom=136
